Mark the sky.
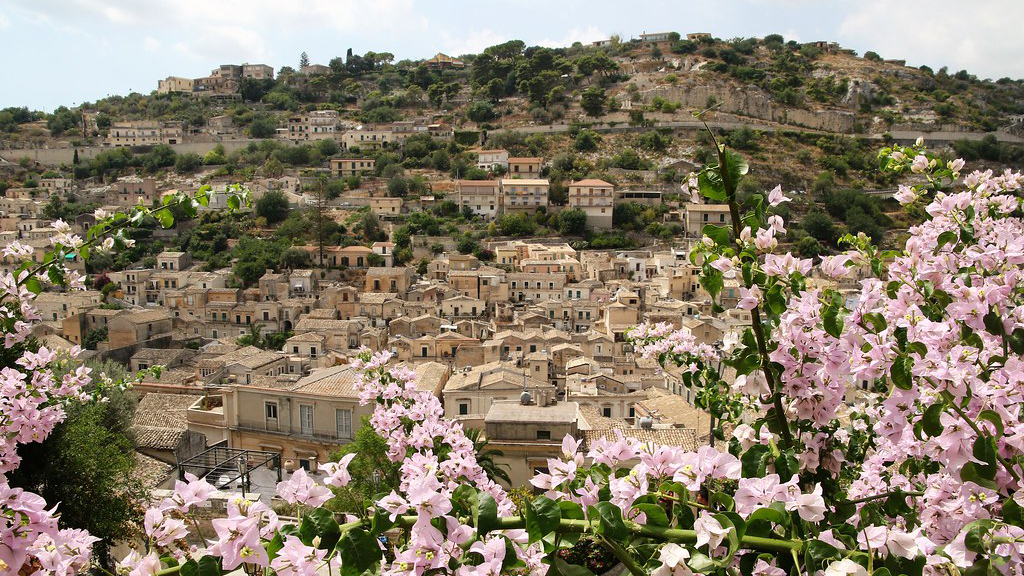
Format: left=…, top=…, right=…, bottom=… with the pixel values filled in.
left=2, top=0, right=1023, bottom=111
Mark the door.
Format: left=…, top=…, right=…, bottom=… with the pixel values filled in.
left=299, top=405, right=314, bottom=436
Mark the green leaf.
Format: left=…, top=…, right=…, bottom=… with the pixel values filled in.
left=700, top=268, right=724, bottom=300
left=24, top=276, right=42, bottom=295
left=559, top=500, right=585, bottom=520
left=179, top=556, right=222, bottom=576
left=862, top=312, right=888, bottom=334
left=526, top=496, right=561, bottom=542
left=721, top=147, right=749, bottom=190
left=803, top=540, right=841, bottom=572
left=978, top=410, right=1004, bottom=437
left=687, top=552, right=715, bottom=572
left=960, top=462, right=998, bottom=490
left=155, top=209, right=175, bottom=229
left=298, top=508, right=340, bottom=551
left=1008, top=328, right=1024, bottom=355
left=972, top=435, right=999, bottom=480
left=551, top=557, right=596, bottom=576
left=822, top=293, right=844, bottom=338
left=765, top=284, right=786, bottom=315
left=698, top=170, right=727, bottom=201
left=227, top=194, right=241, bottom=210
left=47, top=265, right=65, bottom=287
left=920, top=402, right=945, bottom=438
left=983, top=310, right=1005, bottom=337
left=589, top=502, right=628, bottom=541
left=746, top=505, right=789, bottom=528
left=1004, top=497, right=1024, bottom=528
left=702, top=224, right=731, bottom=246
left=890, top=355, right=913, bottom=390
left=741, top=445, right=772, bottom=478
left=935, top=230, right=958, bottom=252
left=709, top=492, right=735, bottom=512
left=472, top=491, right=499, bottom=537
left=631, top=503, right=669, bottom=526
left=963, top=521, right=993, bottom=554
left=337, top=528, right=382, bottom=576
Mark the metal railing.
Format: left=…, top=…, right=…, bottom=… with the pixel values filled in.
left=233, top=418, right=350, bottom=443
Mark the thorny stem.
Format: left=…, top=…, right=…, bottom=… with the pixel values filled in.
left=600, top=536, right=646, bottom=576
left=153, top=513, right=808, bottom=575
left=845, top=490, right=925, bottom=505
left=702, top=120, right=794, bottom=450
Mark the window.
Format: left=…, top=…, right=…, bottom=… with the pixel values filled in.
left=310, top=346, right=318, bottom=358
left=336, top=409, right=352, bottom=438
left=263, top=311, right=269, bottom=321
left=536, top=430, right=551, bottom=440
left=299, top=405, right=314, bottom=435
left=602, top=407, right=612, bottom=417
left=292, top=346, right=299, bottom=354
left=459, top=403, right=469, bottom=415
left=265, top=402, right=278, bottom=420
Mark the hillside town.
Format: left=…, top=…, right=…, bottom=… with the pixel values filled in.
left=3, top=129, right=882, bottom=497
left=6, top=25, right=1016, bottom=510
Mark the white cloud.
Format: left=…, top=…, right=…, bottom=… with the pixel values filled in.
left=537, top=25, right=608, bottom=48
left=143, top=37, right=160, bottom=51
left=837, top=0, right=1024, bottom=79
left=0, top=11, right=10, bottom=29
left=440, top=28, right=507, bottom=57
left=173, top=26, right=268, bottom=62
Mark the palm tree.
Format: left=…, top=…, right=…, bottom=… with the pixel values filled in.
left=465, top=427, right=512, bottom=486
left=236, top=322, right=265, bottom=348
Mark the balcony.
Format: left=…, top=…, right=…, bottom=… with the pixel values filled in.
left=233, top=418, right=349, bottom=444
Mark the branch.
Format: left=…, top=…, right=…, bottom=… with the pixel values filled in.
left=702, top=121, right=794, bottom=450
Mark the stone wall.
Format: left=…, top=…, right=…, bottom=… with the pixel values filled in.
left=641, top=83, right=859, bottom=133
left=0, top=139, right=260, bottom=166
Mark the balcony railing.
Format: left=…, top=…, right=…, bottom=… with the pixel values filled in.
left=233, top=418, right=351, bottom=444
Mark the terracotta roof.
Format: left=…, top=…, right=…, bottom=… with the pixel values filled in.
left=485, top=401, right=579, bottom=423
left=290, top=365, right=361, bottom=398
left=135, top=427, right=187, bottom=451
left=134, top=393, right=203, bottom=429
left=570, top=179, right=613, bottom=187
left=582, top=428, right=699, bottom=451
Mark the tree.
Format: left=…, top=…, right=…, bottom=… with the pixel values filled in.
left=300, top=51, right=310, bottom=69
left=279, top=247, right=311, bottom=270
left=175, top=152, right=203, bottom=173
left=464, top=427, right=511, bottom=486
left=236, top=323, right=264, bottom=347
left=388, top=176, right=409, bottom=197
left=580, top=87, right=607, bottom=117
left=255, top=190, right=290, bottom=224
left=83, top=327, right=108, bottom=350
left=573, top=129, right=601, bottom=152
left=557, top=208, right=587, bottom=235
left=466, top=101, right=497, bottom=123
left=249, top=116, right=277, bottom=138
left=327, top=419, right=402, bottom=513
left=8, top=383, right=141, bottom=568
left=316, top=138, right=340, bottom=157
left=359, top=210, right=381, bottom=242
left=801, top=211, right=838, bottom=245
left=864, top=50, right=882, bottom=61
